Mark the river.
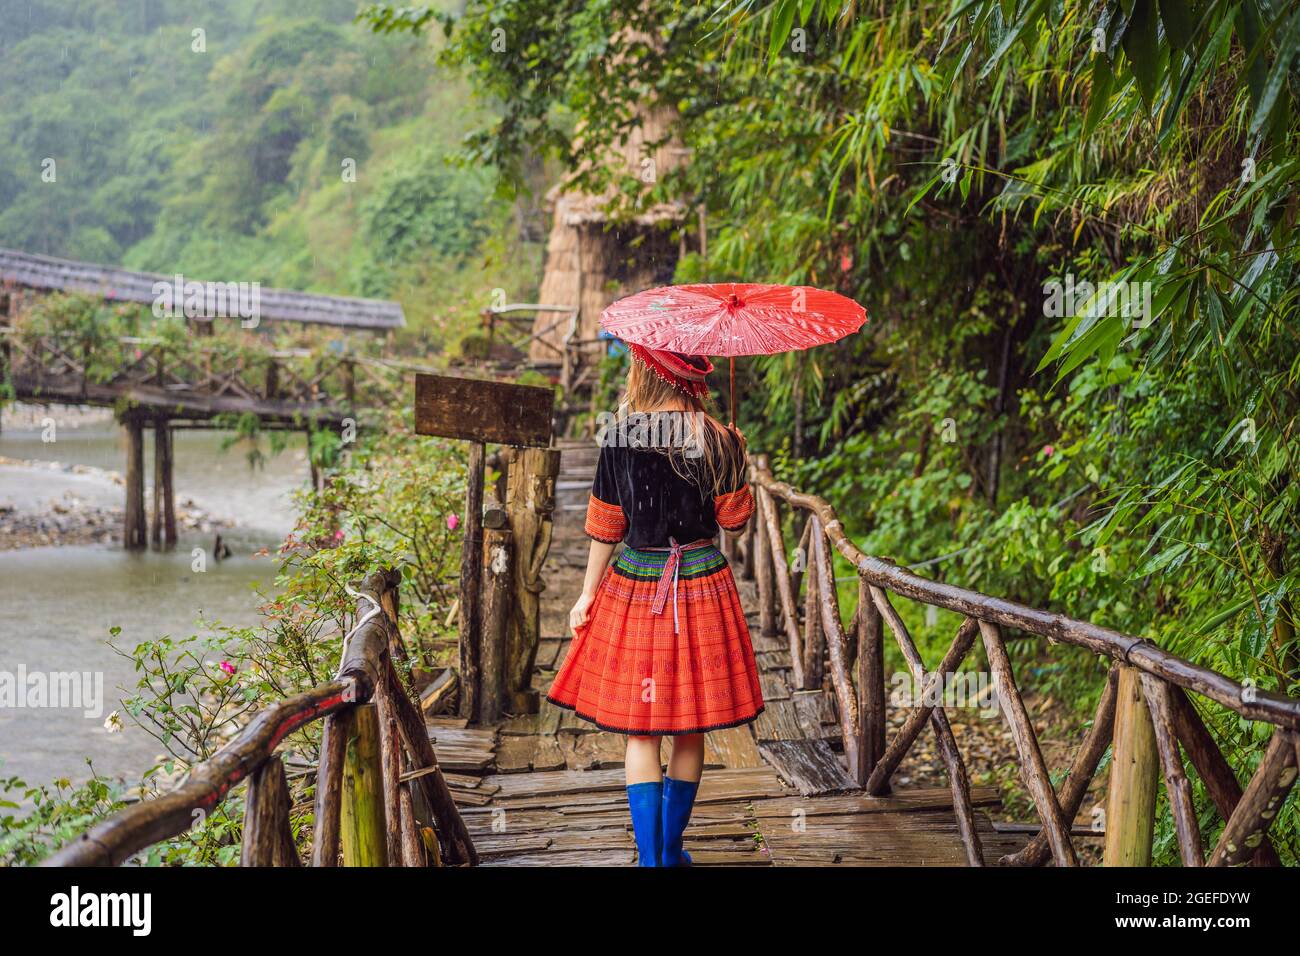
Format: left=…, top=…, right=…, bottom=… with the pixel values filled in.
left=0, top=406, right=307, bottom=790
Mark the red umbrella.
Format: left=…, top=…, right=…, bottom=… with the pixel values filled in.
left=600, top=282, right=867, bottom=424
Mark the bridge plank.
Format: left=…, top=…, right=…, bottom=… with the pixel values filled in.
left=757, top=739, right=857, bottom=796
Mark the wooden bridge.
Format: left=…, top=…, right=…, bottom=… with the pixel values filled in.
left=1, top=328, right=409, bottom=549
left=43, top=439, right=1300, bottom=868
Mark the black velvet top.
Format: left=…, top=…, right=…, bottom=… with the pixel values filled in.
left=583, top=425, right=755, bottom=550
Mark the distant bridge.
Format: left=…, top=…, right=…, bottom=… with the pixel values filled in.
left=0, top=245, right=411, bottom=551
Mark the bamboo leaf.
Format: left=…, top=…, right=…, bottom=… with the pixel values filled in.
left=1082, top=52, right=1116, bottom=140
left=1121, top=0, right=1162, bottom=112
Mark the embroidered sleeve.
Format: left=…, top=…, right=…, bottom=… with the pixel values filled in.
left=714, top=485, right=754, bottom=532
left=584, top=445, right=627, bottom=543
left=714, top=433, right=754, bottom=532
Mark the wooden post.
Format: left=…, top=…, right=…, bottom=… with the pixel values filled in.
left=240, top=755, right=301, bottom=867
left=339, top=703, right=387, bottom=867
left=1140, top=673, right=1203, bottom=865
left=755, top=487, right=777, bottom=637
left=757, top=484, right=805, bottom=687
left=458, top=441, right=486, bottom=720
left=802, top=524, right=824, bottom=689
left=151, top=417, right=176, bottom=550
left=505, top=446, right=560, bottom=712
left=479, top=523, right=513, bottom=723
left=979, top=619, right=1076, bottom=866
left=1169, top=686, right=1281, bottom=866
left=310, top=711, right=347, bottom=866
left=1104, top=664, right=1159, bottom=866
left=122, top=414, right=147, bottom=550
left=855, top=576, right=886, bottom=787
left=1208, top=729, right=1298, bottom=867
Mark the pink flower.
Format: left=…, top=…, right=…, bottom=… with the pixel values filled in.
left=840, top=253, right=853, bottom=273
left=1042, top=445, right=1055, bottom=457
left=447, top=513, right=460, bottom=531
left=334, top=529, right=345, bottom=541
left=219, top=660, right=236, bottom=676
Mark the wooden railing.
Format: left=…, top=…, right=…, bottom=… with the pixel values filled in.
left=44, top=572, right=476, bottom=868
left=742, top=455, right=1300, bottom=867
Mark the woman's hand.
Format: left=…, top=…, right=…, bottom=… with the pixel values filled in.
left=569, top=590, right=596, bottom=634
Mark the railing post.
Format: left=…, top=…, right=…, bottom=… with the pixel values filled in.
left=856, top=576, right=886, bottom=787
left=340, top=703, right=388, bottom=867
left=478, top=519, right=513, bottom=723
left=754, top=480, right=777, bottom=637
left=122, top=413, right=147, bottom=550
left=1104, top=663, right=1159, bottom=866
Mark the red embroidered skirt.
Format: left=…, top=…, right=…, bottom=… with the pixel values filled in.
left=546, top=543, right=764, bottom=735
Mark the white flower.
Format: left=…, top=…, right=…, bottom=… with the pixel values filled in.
left=104, top=711, right=124, bottom=734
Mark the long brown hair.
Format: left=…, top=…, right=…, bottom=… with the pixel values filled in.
left=623, top=358, right=746, bottom=495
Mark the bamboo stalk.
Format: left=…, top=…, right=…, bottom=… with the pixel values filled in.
left=340, top=703, right=387, bottom=867
left=979, top=620, right=1078, bottom=867
left=1104, top=664, right=1158, bottom=866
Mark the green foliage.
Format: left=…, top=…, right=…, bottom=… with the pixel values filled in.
left=431, top=0, right=1300, bottom=864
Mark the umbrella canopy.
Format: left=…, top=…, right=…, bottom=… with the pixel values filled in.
left=599, top=282, right=867, bottom=424
left=599, top=282, right=866, bottom=357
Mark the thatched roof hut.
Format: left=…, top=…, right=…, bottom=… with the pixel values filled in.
left=529, top=103, right=689, bottom=364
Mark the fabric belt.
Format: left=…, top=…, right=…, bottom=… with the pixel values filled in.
left=645, top=537, right=715, bottom=633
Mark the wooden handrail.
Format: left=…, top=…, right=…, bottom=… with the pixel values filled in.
left=751, top=461, right=1300, bottom=730
left=44, top=572, right=476, bottom=868
left=746, top=455, right=1300, bottom=867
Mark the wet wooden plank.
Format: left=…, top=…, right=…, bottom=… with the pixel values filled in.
left=749, top=787, right=1002, bottom=819
left=705, top=725, right=764, bottom=769
left=757, top=739, right=856, bottom=796
left=751, top=697, right=803, bottom=741
left=759, top=670, right=792, bottom=701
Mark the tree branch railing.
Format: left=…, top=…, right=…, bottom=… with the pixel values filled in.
left=744, top=454, right=1300, bottom=867
left=43, top=571, right=477, bottom=868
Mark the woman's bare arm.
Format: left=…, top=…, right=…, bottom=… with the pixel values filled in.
left=570, top=538, right=617, bottom=633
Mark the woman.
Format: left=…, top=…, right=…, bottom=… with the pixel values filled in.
left=545, top=345, right=764, bottom=866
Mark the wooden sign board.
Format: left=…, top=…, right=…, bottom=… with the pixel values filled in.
left=414, top=373, right=554, bottom=448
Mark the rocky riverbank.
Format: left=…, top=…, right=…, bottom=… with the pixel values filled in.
left=0, top=456, right=232, bottom=551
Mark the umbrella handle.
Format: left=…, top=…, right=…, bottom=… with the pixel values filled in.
left=728, top=356, right=736, bottom=429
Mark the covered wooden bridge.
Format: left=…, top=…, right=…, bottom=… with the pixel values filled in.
left=0, top=246, right=407, bottom=549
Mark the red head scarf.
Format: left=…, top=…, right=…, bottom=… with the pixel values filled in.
left=629, top=344, right=714, bottom=400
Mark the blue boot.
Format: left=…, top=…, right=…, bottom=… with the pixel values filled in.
left=660, top=775, right=700, bottom=867
left=626, top=781, right=663, bottom=867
